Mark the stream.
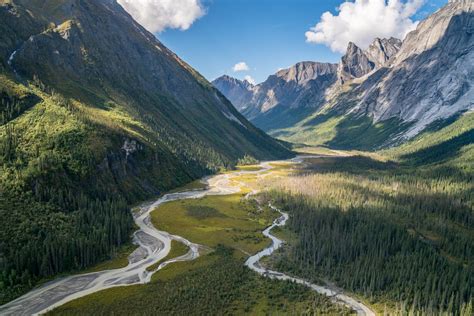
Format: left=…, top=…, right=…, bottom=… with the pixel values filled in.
left=0, top=156, right=375, bottom=315
left=245, top=204, right=376, bottom=316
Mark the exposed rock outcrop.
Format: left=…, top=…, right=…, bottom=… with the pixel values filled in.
left=353, top=0, right=474, bottom=138
left=338, top=37, right=402, bottom=84
left=213, top=62, right=338, bottom=131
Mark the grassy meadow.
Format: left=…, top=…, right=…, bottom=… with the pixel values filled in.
left=48, top=163, right=352, bottom=315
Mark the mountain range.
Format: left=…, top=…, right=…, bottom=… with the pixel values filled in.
left=213, top=0, right=473, bottom=150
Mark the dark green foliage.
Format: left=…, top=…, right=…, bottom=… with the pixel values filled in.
left=0, top=0, right=291, bottom=305
left=0, top=91, right=40, bottom=124
left=270, top=192, right=472, bottom=314
left=50, top=247, right=350, bottom=315
left=265, top=117, right=473, bottom=314
left=326, top=115, right=410, bottom=150
left=400, top=129, right=473, bottom=166
left=237, top=154, right=259, bottom=166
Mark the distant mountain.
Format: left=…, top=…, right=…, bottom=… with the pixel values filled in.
left=212, top=75, right=254, bottom=111
left=213, top=62, right=338, bottom=131
left=215, top=0, right=473, bottom=149
left=0, top=0, right=291, bottom=303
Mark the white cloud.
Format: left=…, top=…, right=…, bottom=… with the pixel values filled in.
left=233, top=62, right=250, bottom=72
left=117, top=0, right=205, bottom=33
left=244, top=75, right=256, bottom=85
left=305, top=0, right=424, bottom=53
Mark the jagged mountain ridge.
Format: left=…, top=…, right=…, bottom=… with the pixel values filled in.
left=213, top=61, right=339, bottom=131
left=338, top=37, right=402, bottom=83
left=214, top=0, right=473, bottom=149
left=350, top=0, right=473, bottom=139
left=212, top=75, right=255, bottom=111
left=213, top=37, right=401, bottom=133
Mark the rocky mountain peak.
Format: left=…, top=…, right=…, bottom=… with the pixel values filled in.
left=365, top=37, right=402, bottom=68
left=392, top=0, right=473, bottom=66
left=352, top=0, right=473, bottom=139
left=275, top=62, right=338, bottom=85
left=338, top=37, right=402, bottom=84
left=212, top=75, right=255, bottom=111
left=215, top=75, right=250, bottom=87
left=338, top=42, right=374, bottom=83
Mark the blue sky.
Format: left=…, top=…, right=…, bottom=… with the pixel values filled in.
left=156, top=0, right=448, bottom=84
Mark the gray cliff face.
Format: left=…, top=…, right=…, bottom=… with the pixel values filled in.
left=212, top=75, right=254, bottom=111
left=353, top=0, right=474, bottom=138
left=339, top=42, right=375, bottom=83
left=249, top=62, right=338, bottom=114
left=213, top=62, right=338, bottom=131
left=338, top=38, right=402, bottom=84
left=215, top=0, right=473, bottom=143
left=365, top=37, right=402, bottom=68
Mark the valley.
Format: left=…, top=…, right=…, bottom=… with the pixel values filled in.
left=5, top=107, right=472, bottom=314
left=0, top=0, right=473, bottom=315
left=37, top=155, right=360, bottom=315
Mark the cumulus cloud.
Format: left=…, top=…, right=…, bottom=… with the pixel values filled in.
left=244, top=75, right=256, bottom=85
left=233, top=62, right=250, bottom=72
left=305, top=0, right=424, bottom=53
left=117, top=0, right=205, bottom=33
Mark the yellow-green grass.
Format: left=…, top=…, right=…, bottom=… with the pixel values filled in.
left=146, top=240, right=189, bottom=272
left=169, top=179, right=207, bottom=193
left=270, top=226, right=298, bottom=245
left=293, top=145, right=346, bottom=156
left=151, top=193, right=277, bottom=256
left=236, top=164, right=263, bottom=172
left=47, top=164, right=354, bottom=315
left=49, top=248, right=351, bottom=316
left=151, top=251, right=219, bottom=282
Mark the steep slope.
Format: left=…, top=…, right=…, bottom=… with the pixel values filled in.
left=271, top=0, right=473, bottom=150
left=0, top=0, right=291, bottom=304
left=213, top=62, right=338, bottom=132
left=353, top=0, right=473, bottom=138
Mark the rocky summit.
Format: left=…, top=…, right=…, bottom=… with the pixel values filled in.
left=213, top=0, right=473, bottom=148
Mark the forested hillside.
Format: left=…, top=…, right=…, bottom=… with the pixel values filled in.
left=0, top=0, right=290, bottom=304
left=265, top=112, right=473, bottom=314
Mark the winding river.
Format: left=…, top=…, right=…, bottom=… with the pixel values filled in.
left=0, top=156, right=375, bottom=315
left=245, top=204, right=376, bottom=316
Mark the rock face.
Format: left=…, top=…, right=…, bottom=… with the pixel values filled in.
left=215, top=0, right=473, bottom=145
left=212, top=75, right=254, bottom=111
left=338, top=37, right=402, bottom=84
left=213, top=62, right=338, bottom=131
left=247, top=62, right=338, bottom=116
left=352, top=0, right=474, bottom=138
left=365, top=37, right=402, bottom=69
